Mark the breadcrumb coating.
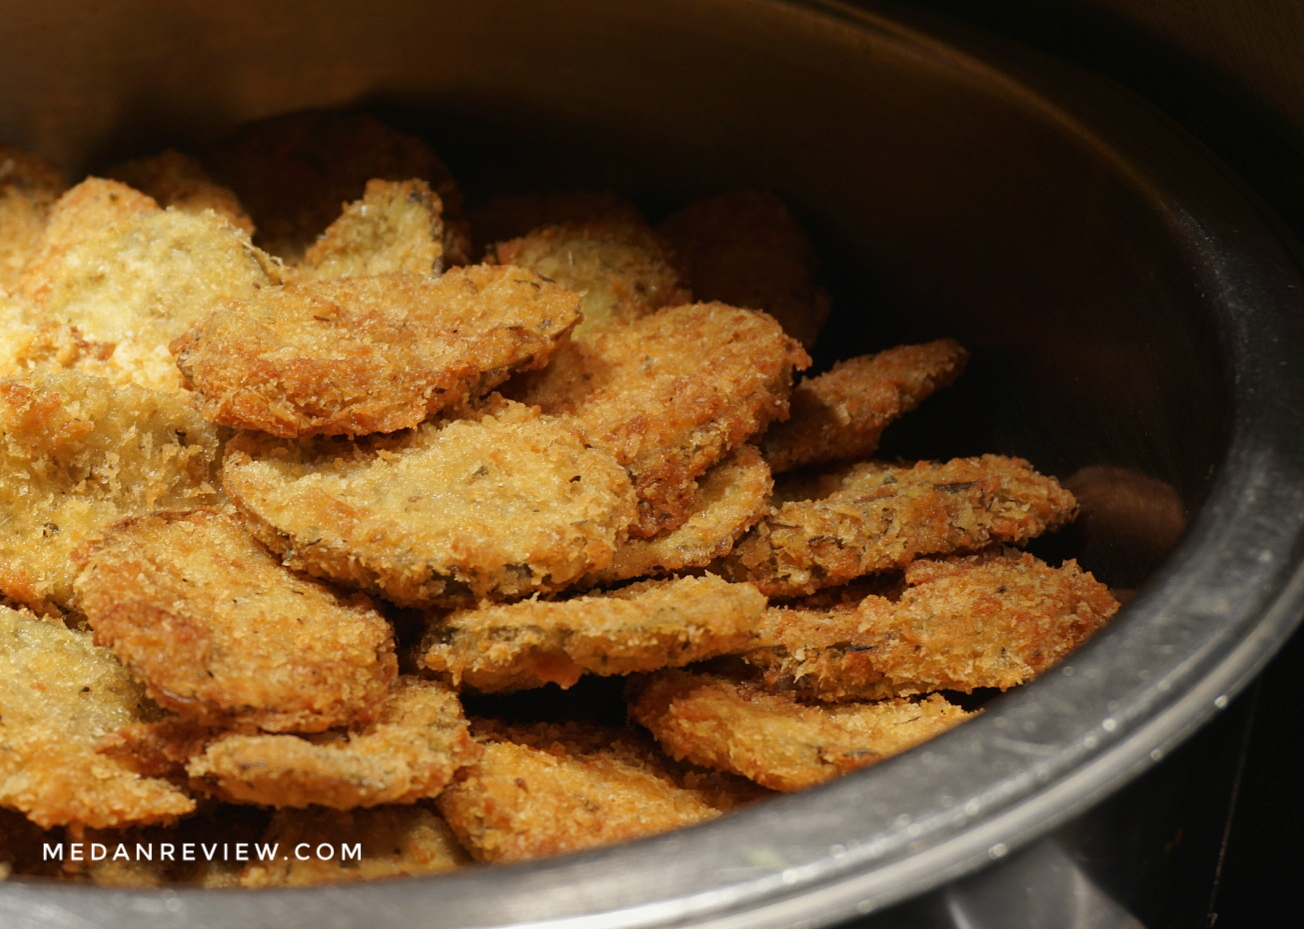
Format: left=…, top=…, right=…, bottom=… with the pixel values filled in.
left=298, top=178, right=449, bottom=280
left=0, top=140, right=68, bottom=292
left=107, top=149, right=254, bottom=235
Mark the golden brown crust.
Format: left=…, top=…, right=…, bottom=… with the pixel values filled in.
left=173, top=266, right=581, bottom=437
left=223, top=402, right=637, bottom=606
left=107, top=149, right=255, bottom=235
left=761, top=340, right=969, bottom=473
left=718, top=455, right=1078, bottom=597
left=421, top=575, right=766, bottom=692
left=0, top=141, right=68, bottom=293
left=298, top=178, right=448, bottom=280
left=627, top=670, right=974, bottom=791
left=74, top=508, right=398, bottom=732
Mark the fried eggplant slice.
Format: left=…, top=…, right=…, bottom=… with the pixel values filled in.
left=238, top=805, right=469, bottom=887
left=299, top=178, right=450, bottom=280
left=0, top=370, right=222, bottom=612
left=761, top=339, right=969, bottom=473
left=744, top=549, right=1119, bottom=700
left=421, top=575, right=765, bottom=692
left=0, top=141, right=68, bottom=292
left=74, top=509, right=398, bottom=733
left=107, top=149, right=255, bottom=234
left=718, top=455, right=1078, bottom=597
left=224, top=401, right=637, bottom=606
left=487, top=217, right=690, bottom=337
left=435, top=720, right=723, bottom=863
left=173, top=266, right=580, bottom=438
left=0, top=605, right=196, bottom=829
left=658, top=190, right=831, bottom=348
left=524, top=302, right=809, bottom=537
left=469, top=189, right=643, bottom=250
left=627, top=670, right=974, bottom=792
left=187, top=677, right=479, bottom=810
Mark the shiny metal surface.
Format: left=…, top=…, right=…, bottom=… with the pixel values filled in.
left=3, top=1, right=1304, bottom=926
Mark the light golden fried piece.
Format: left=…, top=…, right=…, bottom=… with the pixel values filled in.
left=744, top=549, right=1119, bottom=701
left=0, top=318, right=189, bottom=395
left=206, top=110, right=469, bottom=262
left=0, top=605, right=196, bottom=829
left=0, top=370, right=222, bottom=612
left=74, top=509, right=398, bottom=733
left=238, top=805, right=469, bottom=887
left=627, top=670, right=974, bottom=792
left=107, top=149, right=255, bottom=234
left=488, top=217, right=690, bottom=337
left=761, top=339, right=970, bottom=473
left=173, top=266, right=580, bottom=438
left=0, top=141, right=68, bottom=292
left=435, top=720, right=725, bottom=863
left=659, top=190, right=831, bottom=348
left=187, top=677, right=480, bottom=809
left=421, top=575, right=765, bottom=692
left=224, top=401, right=637, bottom=606
left=718, top=455, right=1078, bottom=597
left=299, top=178, right=450, bottom=280
left=468, top=189, right=644, bottom=250
left=524, top=302, right=809, bottom=537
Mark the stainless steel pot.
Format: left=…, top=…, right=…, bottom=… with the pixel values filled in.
left=3, top=1, right=1303, bottom=926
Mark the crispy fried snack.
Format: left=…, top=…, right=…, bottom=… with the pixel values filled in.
left=658, top=190, right=831, bottom=348
left=187, top=677, right=480, bottom=809
left=0, top=605, right=195, bottom=829
left=744, top=549, right=1119, bottom=700
left=0, top=317, right=190, bottom=395
left=488, top=217, right=690, bottom=337
left=206, top=110, right=469, bottom=262
left=0, top=370, right=222, bottom=612
left=299, top=178, right=450, bottom=280
left=1, top=141, right=68, bottom=292
left=107, top=149, right=255, bottom=234
left=224, top=401, right=637, bottom=606
left=74, top=509, right=398, bottom=733
left=588, top=445, right=773, bottom=584
left=421, top=575, right=766, bottom=692
left=718, top=455, right=1078, bottom=597
left=435, top=720, right=725, bottom=863
left=173, top=266, right=580, bottom=437
left=627, top=670, right=974, bottom=791
left=523, top=302, right=809, bottom=537
left=761, top=339, right=969, bottom=473
left=238, top=805, right=469, bottom=887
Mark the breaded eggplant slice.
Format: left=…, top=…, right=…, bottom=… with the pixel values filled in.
left=0, top=605, right=195, bottom=829
left=187, top=677, right=480, bottom=809
left=744, top=549, right=1119, bottom=701
left=206, top=110, right=469, bottom=262
left=435, top=720, right=725, bottom=863
left=238, top=805, right=469, bottom=887
left=761, top=339, right=969, bottom=473
left=524, top=302, right=809, bottom=537
left=0, top=317, right=188, bottom=395
left=0, top=370, right=222, bottom=612
left=74, top=509, right=398, bottom=733
left=173, top=266, right=580, bottom=438
left=658, top=190, right=831, bottom=348
left=298, top=178, right=450, bottom=280
left=588, top=444, right=773, bottom=584
left=421, top=575, right=765, bottom=692
left=0, top=141, right=68, bottom=292
left=627, top=670, right=974, bottom=792
left=718, top=455, right=1078, bottom=597
left=469, top=188, right=643, bottom=250
left=487, top=216, right=690, bottom=337
left=107, top=149, right=255, bottom=234
left=223, top=401, right=637, bottom=606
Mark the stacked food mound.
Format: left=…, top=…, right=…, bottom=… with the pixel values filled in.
left=0, top=110, right=1118, bottom=887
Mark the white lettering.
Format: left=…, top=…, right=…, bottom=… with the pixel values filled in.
left=255, top=842, right=279, bottom=861
left=316, top=843, right=335, bottom=861
left=112, top=845, right=129, bottom=861
left=202, top=843, right=218, bottom=861
left=160, top=843, right=175, bottom=861
left=136, top=843, right=152, bottom=861
left=182, top=843, right=196, bottom=862
left=340, top=843, right=361, bottom=861
left=70, top=844, right=83, bottom=862
left=235, top=843, right=249, bottom=862
left=295, top=843, right=312, bottom=861
left=42, top=843, right=62, bottom=861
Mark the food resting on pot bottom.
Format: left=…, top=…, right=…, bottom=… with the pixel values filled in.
left=0, top=110, right=1119, bottom=887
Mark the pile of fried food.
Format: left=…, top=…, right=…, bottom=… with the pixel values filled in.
left=0, top=110, right=1119, bottom=887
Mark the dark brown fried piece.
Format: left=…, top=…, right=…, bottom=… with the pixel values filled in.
left=107, top=149, right=255, bottom=234
left=187, top=677, right=480, bottom=809
left=627, top=669, right=974, bottom=791
left=469, top=189, right=644, bottom=250
left=435, top=720, right=724, bottom=863
left=0, top=141, right=68, bottom=292
left=718, top=455, right=1078, bottom=597
left=1, top=807, right=65, bottom=879
left=174, top=266, right=581, bottom=437
left=523, top=302, right=809, bottom=537
left=761, top=339, right=969, bottom=473
left=659, top=190, right=831, bottom=348
left=0, top=605, right=195, bottom=829
left=299, top=178, right=450, bottom=280
left=421, top=575, right=765, bottom=692
left=74, top=509, right=398, bottom=733
left=744, top=549, right=1119, bottom=700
